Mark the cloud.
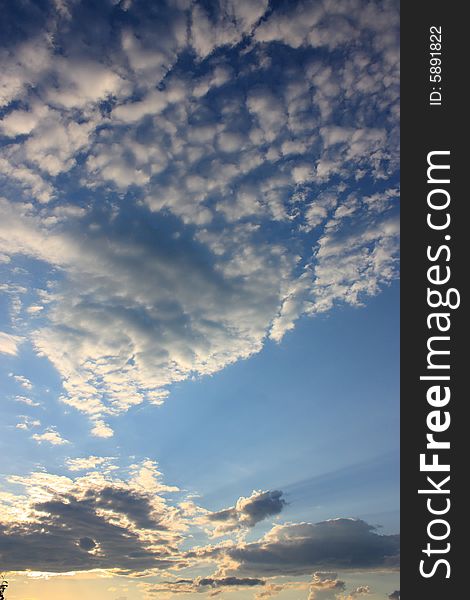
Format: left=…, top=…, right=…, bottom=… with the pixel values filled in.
left=65, top=456, right=114, bottom=472
left=0, top=331, right=23, bottom=356
left=191, top=518, right=400, bottom=576
left=9, top=373, right=33, bottom=390
left=0, top=0, right=399, bottom=435
left=31, top=427, right=69, bottom=445
left=90, top=420, right=115, bottom=439
left=254, top=0, right=399, bottom=55
left=190, top=0, right=269, bottom=59
left=0, top=461, right=184, bottom=574
left=388, top=592, right=400, bottom=600
left=0, top=35, right=52, bottom=108
left=0, top=1, right=400, bottom=590
left=207, top=490, right=286, bottom=536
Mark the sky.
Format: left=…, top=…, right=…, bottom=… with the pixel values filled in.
left=0, top=1, right=400, bottom=599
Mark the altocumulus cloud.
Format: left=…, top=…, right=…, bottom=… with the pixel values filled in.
left=0, top=0, right=399, bottom=436
left=0, top=460, right=186, bottom=573
left=0, top=331, right=23, bottom=356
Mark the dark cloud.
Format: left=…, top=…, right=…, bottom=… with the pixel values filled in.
left=0, top=469, right=184, bottom=574
left=144, top=576, right=266, bottom=596
left=207, top=490, right=286, bottom=533
left=192, top=518, right=400, bottom=575
left=388, top=592, right=400, bottom=600
left=0, top=520, right=174, bottom=574
left=1, top=0, right=400, bottom=593
left=198, top=577, right=265, bottom=588
left=1, top=0, right=399, bottom=437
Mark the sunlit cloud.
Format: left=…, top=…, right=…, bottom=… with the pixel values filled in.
left=0, top=1, right=399, bottom=595
left=32, top=426, right=69, bottom=446
left=0, top=331, right=23, bottom=356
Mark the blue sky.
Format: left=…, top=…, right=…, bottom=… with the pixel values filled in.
left=0, top=1, right=399, bottom=599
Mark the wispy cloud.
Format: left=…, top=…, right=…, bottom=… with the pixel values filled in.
left=65, top=456, right=115, bottom=472
left=189, top=519, right=399, bottom=576
left=14, top=395, right=40, bottom=407
left=0, top=0, right=399, bottom=437
left=0, top=331, right=23, bottom=356
left=0, top=461, right=399, bottom=580
left=206, top=490, right=286, bottom=536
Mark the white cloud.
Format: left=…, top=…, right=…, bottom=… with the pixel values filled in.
left=190, top=0, right=268, bottom=59
left=16, top=416, right=41, bottom=431
left=194, top=518, right=400, bottom=576
left=20, top=109, right=96, bottom=176
left=66, top=456, right=114, bottom=472
left=26, top=305, right=45, bottom=315
left=0, top=460, right=187, bottom=574
left=90, top=420, right=115, bottom=439
left=32, top=427, right=69, bottom=446
left=112, top=90, right=170, bottom=123
left=0, top=462, right=399, bottom=579
left=0, top=156, right=54, bottom=203
left=0, top=107, right=44, bottom=137
left=0, top=331, right=23, bottom=356
left=247, top=87, right=286, bottom=143
left=307, top=573, right=346, bottom=600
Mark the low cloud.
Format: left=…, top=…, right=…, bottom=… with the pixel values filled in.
left=207, top=490, right=286, bottom=535
left=0, top=464, right=400, bottom=579
left=14, top=395, right=40, bottom=407
left=9, top=373, right=33, bottom=390
left=0, top=461, right=184, bottom=574
left=145, top=576, right=266, bottom=596
left=191, top=518, right=400, bottom=576
left=65, top=456, right=114, bottom=472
